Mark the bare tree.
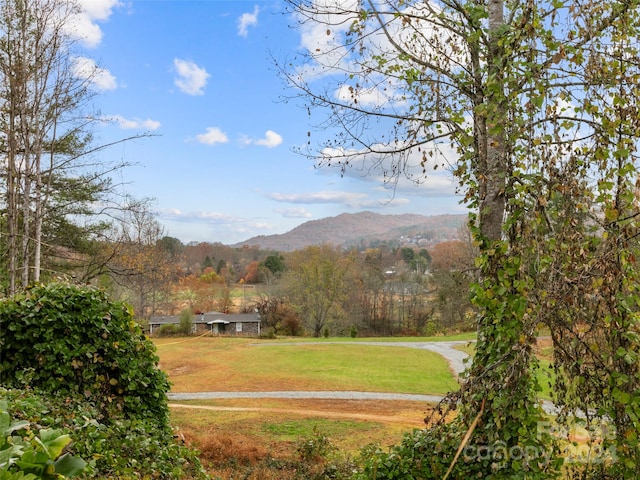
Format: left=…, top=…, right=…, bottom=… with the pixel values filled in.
left=105, top=199, right=175, bottom=320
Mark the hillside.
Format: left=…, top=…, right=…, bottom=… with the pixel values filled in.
left=233, top=211, right=467, bottom=251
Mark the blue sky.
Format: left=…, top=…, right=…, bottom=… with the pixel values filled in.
left=73, top=0, right=466, bottom=245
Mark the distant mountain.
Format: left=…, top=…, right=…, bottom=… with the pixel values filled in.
left=232, top=211, right=467, bottom=252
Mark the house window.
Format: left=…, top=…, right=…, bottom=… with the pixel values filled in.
left=236, top=323, right=242, bottom=332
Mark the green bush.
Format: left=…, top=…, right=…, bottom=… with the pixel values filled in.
left=349, top=325, right=358, bottom=338
left=259, top=327, right=276, bottom=339
left=178, top=308, right=194, bottom=335
left=0, top=283, right=171, bottom=424
left=159, top=324, right=179, bottom=337
left=356, top=419, right=562, bottom=480
left=1, top=388, right=208, bottom=480
left=0, top=399, right=87, bottom=479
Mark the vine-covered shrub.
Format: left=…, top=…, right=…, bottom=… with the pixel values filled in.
left=2, top=388, right=208, bottom=480
left=357, top=419, right=561, bottom=480
left=0, top=283, right=171, bottom=423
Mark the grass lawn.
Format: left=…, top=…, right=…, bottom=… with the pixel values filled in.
left=156, top=334, right=588, bottom=479
left=156, top=336, right=465, bottom=478
left=155, top=337, right=461, bottom=395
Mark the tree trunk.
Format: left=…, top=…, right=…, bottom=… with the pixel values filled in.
left=481, top=0, right=507, bottom=244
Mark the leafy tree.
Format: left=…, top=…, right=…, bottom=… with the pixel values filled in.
left=202, top=255, right=214, bottom=271
left=262, top=254, right=286, bottom=277
left=178, top=308, right=194, bottom=335
left=400, top=247, right=414, bottom=265
left=157, top=235, right=185, bottom=259
left=242, top=260, right=260, bottom=283
left=284, top=0, right=640, bottom=476
left=418, top=248, right=431, bottom=265
left=175, top=269, right=230, bottom=314
left=283, top=244, right=353, bottom=337
left=215, top=258, right=226, bottom=274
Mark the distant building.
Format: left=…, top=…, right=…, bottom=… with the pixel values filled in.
left=149, top=311, right=261, bottom=336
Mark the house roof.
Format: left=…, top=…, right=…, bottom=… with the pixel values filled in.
left=149, top=312, right=260, bottom=325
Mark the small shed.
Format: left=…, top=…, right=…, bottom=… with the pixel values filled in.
left=149, top=311, right=261, bottom=337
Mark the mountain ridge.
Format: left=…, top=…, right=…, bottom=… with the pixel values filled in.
left=232, top=211, right=467, bottom=252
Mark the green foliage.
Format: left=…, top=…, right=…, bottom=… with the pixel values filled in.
left=357, top=426, right=460, bottom=479
left=349, top=325, right=358, bottom=338
left=0, top=400, right=87, bottom=479
left=178, top=308, right=194, bottom=335
left=262, top=254, right=285, bottom=276
left=296, top=427, right=334, bottom=463
left=1, top=389, right=208, bottom=480
left=0, top=283, right=171, bottom=423
left=259, top=326, right=277, bottom=339
left=357, top=417, right=561, bottom=480
left=158, top=324, right=178, bottom=337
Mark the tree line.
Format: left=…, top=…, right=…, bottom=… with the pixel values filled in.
left=107, top=232, right=477, bottom=337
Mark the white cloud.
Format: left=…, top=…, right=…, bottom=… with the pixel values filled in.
left=295, top=0, right=359, bottom=78
left=269, top=190, right=373, bottom=208
left=158, top=208, right=275, bottom=244
left=255, top=130, right=283, bottom=148
left=196, top=127, right=229, bottom=145
left=296, top=1, right=468, bottom=110
left=72, top=56, right=117, bottom=91
left=77, top=0, right=121, bottom=20
left=68, top=0, right=122, bottom=48
left=335, top=84, right=396, bottom=109
left=238, top=5, right=259, bottom=37
left=315, top=138, right=460, bottom=197
left=103, top=115, right=160, bottom=130
left=275, top=207, right=313, bottom=219
left=161, top=208, right=236, bottom=224
left=173, top=59, right=210, bottom=96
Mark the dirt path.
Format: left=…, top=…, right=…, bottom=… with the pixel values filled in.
left=168, top=390, right=444, bottom=402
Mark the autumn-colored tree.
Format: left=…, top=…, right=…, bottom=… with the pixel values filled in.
left=429, top=241, right=471, bottom=272
left=107, top=208, right=173, bottom=320
left=255, top=296, right=303, bottom=336
left=175, top=271, right=230, bottom=314
left=242, top=261, right=260, bottom=284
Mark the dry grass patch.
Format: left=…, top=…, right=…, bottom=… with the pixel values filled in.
left=170, top=399, right=437, bottom=479
left=156, top=336, right=461, bottom=478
